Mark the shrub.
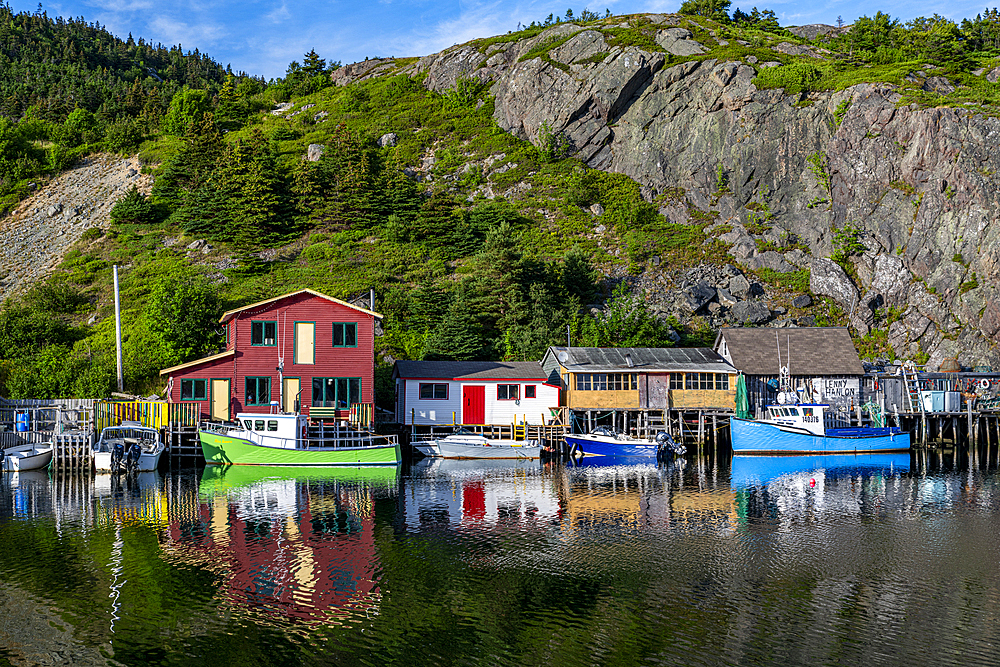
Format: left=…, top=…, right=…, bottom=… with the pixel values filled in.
left=110, top=185, right=155, bottom=225
left=104, top=118, right=144, bottom=154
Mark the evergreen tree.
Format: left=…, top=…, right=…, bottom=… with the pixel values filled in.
left=562, top=245, right=597, bottom=303
left=422, top=288, right=485, bottom=361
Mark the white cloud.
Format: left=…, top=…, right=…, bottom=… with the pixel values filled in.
left=149, top=15, right=227, bottom=47
left=266, top=1, right=290, bottom=22
left=82, top=0, right=154, bottom=11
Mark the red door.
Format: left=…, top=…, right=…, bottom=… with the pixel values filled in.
left=463, top=385, right=485, bottom=425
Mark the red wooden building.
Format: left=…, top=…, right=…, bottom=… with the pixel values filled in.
left=159, top=289, right=381, bottom=422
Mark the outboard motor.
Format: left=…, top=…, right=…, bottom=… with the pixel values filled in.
left=110, top=442, right=125, bottom=474
left=656, top=431, right=686, bottom=460
left=125, top=441, right=142, bottom=474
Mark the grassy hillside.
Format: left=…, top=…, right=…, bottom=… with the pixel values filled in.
left=4, top=6, right=1000, bottom=402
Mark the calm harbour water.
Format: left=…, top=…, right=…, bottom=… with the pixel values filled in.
left=2, top=449, right=1000, bottom=666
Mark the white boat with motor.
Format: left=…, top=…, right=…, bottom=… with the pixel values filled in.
left=414, top=429, right=541, bottom=459
left=2, top=442, right=53, bottom=472
left=93, top=421, right=166, bottom=473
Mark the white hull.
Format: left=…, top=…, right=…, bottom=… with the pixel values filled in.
left=2, top=443, right=53, bottom=472
left=93, top=446, right=165, bottom=472
left=412, top=442, right=439, bottom=457
left=436, top=441, right=540, bottom=460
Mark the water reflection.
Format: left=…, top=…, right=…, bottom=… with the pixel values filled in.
left=160, top=466, right=399, bottom=626
left=4, top=452, right=1000, bottom=665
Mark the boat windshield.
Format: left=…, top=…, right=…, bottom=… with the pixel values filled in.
left=97, top=427, right=157, bottom=452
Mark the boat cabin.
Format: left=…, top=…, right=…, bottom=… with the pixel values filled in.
left=94, top=421, right=160, bottom=453
left=763, top=404, right=850, bottom=435
left=228, top=413, right=309, bottom=450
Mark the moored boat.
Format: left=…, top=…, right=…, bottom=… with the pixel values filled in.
left=93, top=421, right=166, bottom=472
left=2, top=442, right=53, bottom=472
left=413, top=429, right=542, bottom=459
left=564, top=427, right=685, bottom=460
left=730, top=403, right=910, bottom=454
left=199, top=413, right=401, bottom=466
left=416, top=429, right=541, bottom=459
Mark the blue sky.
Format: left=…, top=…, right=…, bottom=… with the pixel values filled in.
left=19, top=0, right=997, bottom=79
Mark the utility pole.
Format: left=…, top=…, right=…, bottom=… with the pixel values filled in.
left=113, top=265, right=123, bottom=393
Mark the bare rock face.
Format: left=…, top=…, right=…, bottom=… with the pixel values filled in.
left=680, top=280, right=716, bottom=313
left=786, top=24, right=846, bottom=41
left=731, top=300, right=771, bottom=324
left=550, top=30, right=608, bottom=64
left=810, top=258, right=858, bottom=309
left=655, top=28, right=705, bottom=56
left=491, top=46, right=665, bottom=168
left=330, top=58, right=397, bottom=87
left=306, top=144, right=325, bottom=162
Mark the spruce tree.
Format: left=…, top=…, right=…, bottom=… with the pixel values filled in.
left=421, top=289, right=485, bottom=361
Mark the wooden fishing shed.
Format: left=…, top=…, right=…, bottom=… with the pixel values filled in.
left=714, top=327, right=865, bottom=417
left=541, top=346, right=737, bottom=437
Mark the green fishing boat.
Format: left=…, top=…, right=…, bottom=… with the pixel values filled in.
left=199, top=413, right=401, bottom=466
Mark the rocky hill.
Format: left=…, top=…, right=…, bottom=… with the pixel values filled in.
left=326, top=13, right=1000, bottom=370
left=0, top=155, right=150, bottom=302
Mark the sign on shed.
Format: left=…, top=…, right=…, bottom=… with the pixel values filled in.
left=812, top=377, right=860, bottom=407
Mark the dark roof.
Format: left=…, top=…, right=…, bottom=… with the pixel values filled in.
left=393, top=361, right=547, bottom=380
left=544, top=346, right=735, bottom=373
left=715, top=327, right=863, bottom=376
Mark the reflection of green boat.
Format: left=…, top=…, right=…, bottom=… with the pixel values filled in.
left=199, top=464, right=399, bottom=499
left=199, top=413, right=401, bottom=467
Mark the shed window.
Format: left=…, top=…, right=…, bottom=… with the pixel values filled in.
left=684, top=373, right=729, bottom=390
left=498, top=384, right=519, bottom=400
left=574, top=373, right=638, bottom=390
left=245, top=377, right=271, bottom=406
left=251, top=321, right=277, bottom=346
left=312, top=377, right=361, bottom=408
left=419, top=383, right=448, bottom=400
left=332, top=322, right=358, bottom=347
left=525, top=385, right=536, bottom=398
left=181, top=379, right=207, bottom=401
left=670, top=374, right=684, bottom=389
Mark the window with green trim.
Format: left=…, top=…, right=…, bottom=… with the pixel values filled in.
left=332, top=322, right=358, bottom=347
left=245, top=377, right=271, bottom=406
left=181, top=379, right=207, bottom=401
left=312, top=377, right=361, bottom=408
left=251, top=321, right=277, bottom=346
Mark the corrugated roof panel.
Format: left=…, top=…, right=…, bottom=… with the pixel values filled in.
left=545, top=346, right=735, bottom=373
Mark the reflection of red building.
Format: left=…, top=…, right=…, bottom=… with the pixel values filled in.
left=162, top=483, right=381, bottom=623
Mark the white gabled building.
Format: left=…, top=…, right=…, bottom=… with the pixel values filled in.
left=391, top=361, right=560, bottom=426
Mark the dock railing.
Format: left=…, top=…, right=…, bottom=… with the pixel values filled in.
left=201, top=421, right=398, bottom=450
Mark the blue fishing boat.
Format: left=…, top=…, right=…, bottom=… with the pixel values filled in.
left=564, top=427, right=685, bottom=460
left=730, top=403, right=910, bottom=453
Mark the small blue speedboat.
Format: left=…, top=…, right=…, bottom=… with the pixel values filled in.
left=730, top=403, right=910, bottom=454
left=564, top=427, right=685, bottom=460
